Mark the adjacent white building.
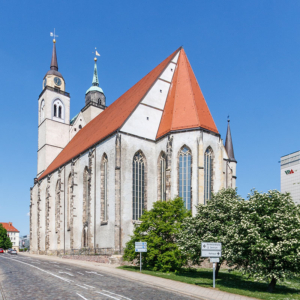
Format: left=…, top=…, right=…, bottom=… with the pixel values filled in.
left=30, top=41, right=237, bottom=254
left=0, top=222, right=20, bottom=251
left=280, top=150, right=300, bottom=204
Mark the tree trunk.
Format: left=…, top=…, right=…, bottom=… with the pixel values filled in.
left=215, top=263, right=221, bottom=279
left=267, top=276, right=277, bottom=293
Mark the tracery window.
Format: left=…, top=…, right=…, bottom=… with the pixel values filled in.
left=158, top=152, right=166, bottom=201
left=204, top=147, right=214, bottom=203
left=132, top=151, right=146, bottom=220
left=101, top=154, right=108, bottom=222
left=179, top=146, right=192, bottom=210
left=83, top=167, right=89, bottom=224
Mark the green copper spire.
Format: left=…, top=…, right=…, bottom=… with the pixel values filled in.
left=86, top=58, right=104, bottom=95
left=92, top=59, right=99, bottom=86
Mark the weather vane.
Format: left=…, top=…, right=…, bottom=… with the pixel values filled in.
left=93, top=47, right=101, bottom=61
left=50, top=28, right=58, bottom=43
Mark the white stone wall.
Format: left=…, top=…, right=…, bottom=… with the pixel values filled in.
left=31, top=129, right=236, bottom=253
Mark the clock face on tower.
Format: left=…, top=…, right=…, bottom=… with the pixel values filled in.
left=43, top=78, right=47, bottom=88
left=54, top=77, right=62, bottom=86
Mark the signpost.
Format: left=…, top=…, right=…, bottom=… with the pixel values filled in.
left=201, top=242, right=222, bottom=288
left=135, top=242, right=147, bottom=272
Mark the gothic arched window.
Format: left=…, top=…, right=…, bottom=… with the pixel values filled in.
left=83, top=167, right=89, bottom=224
left=40, top=100, right=45, bottom=123
left=158, top=152, right=166, bottom=201
left=179, top=146, right=192, bottom=210
left=101, top=154, right=108, bottom=222
left=67, top=173, right=72, bottom=230
left=132, top=151, right=146, bottom=220
left=204, top=147, right=214, bottom=203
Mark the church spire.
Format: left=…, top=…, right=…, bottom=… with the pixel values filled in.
left=50, top=40, right=58, bottom=71
left=225, top=119, right=236, bottom=162
left=92, top=58, right=99, bottom=86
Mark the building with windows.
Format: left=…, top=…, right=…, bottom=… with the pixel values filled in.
left=30, top=41, right=237, bottom=254
left=280, top=151, right=300, bottom=204
left=0, top=222, right=20, bottom=251
left=19, top=235, right=30, bottom=250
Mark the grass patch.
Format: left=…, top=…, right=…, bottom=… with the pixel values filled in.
left=118, top=266, right=300, bottom=300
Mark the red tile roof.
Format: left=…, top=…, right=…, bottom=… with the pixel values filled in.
left=0, top=222, right=19, bottom=232
left=38, top=48, right=180, bottom=180
left=156, top=49, right=218, bottom=138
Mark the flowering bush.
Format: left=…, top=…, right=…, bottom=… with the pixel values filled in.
left=123, top=197, right=191, bottom=272
left=226, top=190, right=300, bottom=292
left=177, top=188, right=241, bottom=278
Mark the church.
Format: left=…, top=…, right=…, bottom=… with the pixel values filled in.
left=30, top=39, right=237, bottom=254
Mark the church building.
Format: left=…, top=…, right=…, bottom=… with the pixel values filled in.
left=30, top=39, right=237, bottom=254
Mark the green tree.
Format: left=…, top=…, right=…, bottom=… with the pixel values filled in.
left=123, top=197, right=191, bottom=272
left=0, top=224, right=12, bottom=250
left=177, top=188, right=241, bottom=278
left=226, top=190, right=300, bottom=293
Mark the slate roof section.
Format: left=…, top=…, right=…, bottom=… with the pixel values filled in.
left=0, top=222, right=19, bottom=233
left=156, top=49, right=218, bottom=139
left=38, top=48, right=180, bottom=180
left=225, top=120, right=236, bottom=162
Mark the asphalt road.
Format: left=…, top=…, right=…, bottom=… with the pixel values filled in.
left=0, top=253, right=194, bottom=300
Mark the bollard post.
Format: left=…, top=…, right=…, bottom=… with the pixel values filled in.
left=213, top=262, right=215, bottom=288
left=140, top=252, right=142, bottom=272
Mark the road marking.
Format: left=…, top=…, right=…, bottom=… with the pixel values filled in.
left=83, top=284, right=95, bottom=289
left=102, top=290, right=132, bottom=300
left=96, top=291, right=120, bottom=300
left=59, top=271, right=74, bottom=277
left=77, top=272, right=85, bottom=275
left=85, top=271, right=103, bottom=276
left=76, top=293, right=89, bottom=300
left=76, top=284, right=88, bottom=289
left=0, top=256, right=72, bottom=283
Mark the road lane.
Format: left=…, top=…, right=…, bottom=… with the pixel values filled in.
left=0, top=254, right=194, bottom=300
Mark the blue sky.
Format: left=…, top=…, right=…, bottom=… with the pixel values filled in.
left=1, top=1, right=300, bottom=235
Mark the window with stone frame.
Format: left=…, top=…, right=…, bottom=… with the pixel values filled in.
left=132, top=151, right=147, bottom=220
left=178, top=146, right=192, bottom=210
left=158, top=151, right=167, bottom=201
left=40, top=99, right=45, bottom=123
left=83, top=167, right=89, bottom=224
left=204, top=147, right=214, bottom=203
left=101, top=153, right=108, bottom=223
left=67, top=173, right=72, bottom=230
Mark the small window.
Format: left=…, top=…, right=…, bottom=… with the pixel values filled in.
left=58, top=106, right=62, bottom=118
left=54, top=105, right=57, bottom=117
left=79, top=125, right=82, bottom=129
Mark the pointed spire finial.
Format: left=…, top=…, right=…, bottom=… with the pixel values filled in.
left=50, top=29, right=59, bottom=71
left=225, top=118, right=236, bottom=162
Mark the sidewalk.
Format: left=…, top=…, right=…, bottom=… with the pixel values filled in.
left=20, top=253, right=257, bottom=300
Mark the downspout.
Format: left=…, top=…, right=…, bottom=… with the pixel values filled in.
left=64, top=166, right=66, bottom=255
left=94, top=147, right=97, bottom=249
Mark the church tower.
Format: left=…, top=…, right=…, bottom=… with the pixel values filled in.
left=82, top=57, right=106, bottom=124
left=37, top=39, right=70, bottom=177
